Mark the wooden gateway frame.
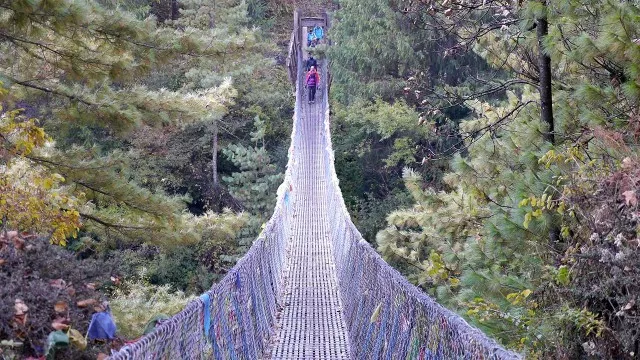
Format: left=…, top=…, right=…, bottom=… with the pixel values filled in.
left=286, top=10, right=330, bottom=91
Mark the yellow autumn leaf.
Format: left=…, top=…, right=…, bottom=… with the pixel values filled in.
left=68, top=328, right=87, bottom=350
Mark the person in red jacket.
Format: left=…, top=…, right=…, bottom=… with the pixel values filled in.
left=305, top=66, right=320, bottom=104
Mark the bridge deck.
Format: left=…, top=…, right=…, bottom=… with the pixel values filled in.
left=266, top=63, right=351, bottom=359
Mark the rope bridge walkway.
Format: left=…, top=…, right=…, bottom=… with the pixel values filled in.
left=108, top=11, right=521, bottom=360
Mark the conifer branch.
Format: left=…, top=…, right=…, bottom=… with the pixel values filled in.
left=2, top=74, right=95, bottom=106
left=79, top=212, right=159, bottom=231
left=427, top=100, right=535, bottom=160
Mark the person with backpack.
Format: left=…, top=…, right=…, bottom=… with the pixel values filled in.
left=306, top=56, right=317, bottom=71
left=305, top=66, right=320, bottom=104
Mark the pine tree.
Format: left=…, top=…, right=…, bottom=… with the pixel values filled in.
left=174, top=0, right=274, bottom=206
left=0, top=0, right=256, bottom=247
left=222, top=115, right=282, bottom=243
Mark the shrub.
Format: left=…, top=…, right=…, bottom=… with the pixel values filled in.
left=109, top=270, right=194, bottom=339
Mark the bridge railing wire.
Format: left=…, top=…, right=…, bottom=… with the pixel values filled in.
left=318, top=67, right=522, bottom=360
left=107, top=31, right=305, bottom=360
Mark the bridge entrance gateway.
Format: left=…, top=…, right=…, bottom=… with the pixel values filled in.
left=108, top=10, right=521, bottom=360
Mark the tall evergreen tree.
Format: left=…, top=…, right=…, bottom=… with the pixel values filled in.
left=0, top=0, right=255, bottom=246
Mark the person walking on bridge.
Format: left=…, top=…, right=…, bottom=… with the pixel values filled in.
left=306, top=55, right=317, bottom=71
left=305, top=66, right=320, bottom=104
left=313, top=25, right=324, bottom=43
left=307, top=28, right=317, bottom=47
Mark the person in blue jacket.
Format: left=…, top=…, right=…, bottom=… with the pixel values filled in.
left=307, top=28, right=316, bottom=47
left=313, top=25, right=324, bottom=42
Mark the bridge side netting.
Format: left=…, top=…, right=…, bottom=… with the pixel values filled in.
left=318, top=77, right=522, bottom=360
left=107, top=54, right=305, bottom=360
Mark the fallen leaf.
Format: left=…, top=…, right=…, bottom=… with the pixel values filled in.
left=68, top=328, right=87, bottom=350
left=2, top=340, right=24, bottom=347
left=51, top=317, right=70, bottom=331
left=13, top=313, right=28, bottom=327
left=85, top=283, right=96, bottom=290
left=370, top=302, right=383, bottom=323
left=14, top=299, right=28, bottom=315
left=623, top=300, right=635, bottom=310
left=66, top=286, right=76, bottom=296
left=12, top=236, right=25, bottom=250
left=77, top=299, right=97, bottom=308
left=0, top=259, right=6, bottom=266
left=20, top=232, right=37, bottom=239
left=50, top=279, right=67, bottom=289
left=622, top=190, right=637, bottom=206
left=54, top=301, right=68, bottom=313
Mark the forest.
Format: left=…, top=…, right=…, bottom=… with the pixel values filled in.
left=1, top=0, right=640, bottom=359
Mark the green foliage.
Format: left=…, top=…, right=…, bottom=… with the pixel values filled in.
left=0, top=0, right=261, bottom=250
left=1, top=94, right=82, bottom=245
left=2, top=0, right=287, bottom=355
left=328, top=0, right=481, bottom=246
left=1, top=0, right=236, bottom=130
left=222, top=116, right=283, bottom=241
left=109, top=270, right=194, bottom=339
left=350, top=190, right=412, bottom=242
left=329, top=0, right=415, bottom=103
left=116, top=209, right=248, bottom=293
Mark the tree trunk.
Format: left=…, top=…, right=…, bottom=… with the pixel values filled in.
left=536, top=2, right=561, bottom=245
left=536, top=2, right=554, bottom=144
left=209, top=0, right=216, bottom=29
left=209, top=4, right=218, bottom=189
left=211, top=120, right=219, bottom=188
left=208, top=10, right=215, bottom=29
left=171, top=0, right=178, bottom=21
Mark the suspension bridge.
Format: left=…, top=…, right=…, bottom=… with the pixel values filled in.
left=108, top=11, right=522, bottom=360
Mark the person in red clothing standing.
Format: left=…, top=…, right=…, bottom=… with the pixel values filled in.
left=305, top=66, right=320, bottom=104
